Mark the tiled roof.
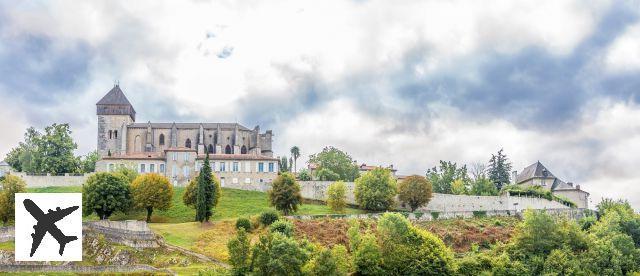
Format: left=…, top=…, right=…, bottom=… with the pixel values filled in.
left=128, top=122, right=251, bottom=131
left=96, top=85, right=134, bottom=106
left=101, top=153, right=165, bottom=160
left=197, top=154, right=278, bottom=161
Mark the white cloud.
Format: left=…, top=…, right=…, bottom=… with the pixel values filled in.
left=604, top=23, right=640, bottom=73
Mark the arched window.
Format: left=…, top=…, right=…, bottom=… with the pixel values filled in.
left=225, top=145, right=232, bottom=154
left=185, top=138, right=192, bottom=148
left=159, top=134, right=165, bottom=146
left=241, top=145, right=247, bottom=154
left=134, top=135, right=142, bottom=152
left=108, top=130, right=112, bottom=139
left=208, top=144, right=214, bottom=154
left=114, top=130, right=118, bottom=139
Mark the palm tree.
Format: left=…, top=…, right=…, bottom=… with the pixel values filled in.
left=290, top=146, right=300, bottom=174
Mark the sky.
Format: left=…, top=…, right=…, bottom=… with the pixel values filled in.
left=0, top=0, right=639, bottom=210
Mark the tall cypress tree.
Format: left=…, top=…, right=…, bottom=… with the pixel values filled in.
left=196, top=153, right=213, bottom=222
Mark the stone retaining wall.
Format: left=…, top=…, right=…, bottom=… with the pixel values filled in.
left=0, top=227, right=13, bottom=242
left=0, top=264, right=170, bottom=274
left=8, top=172, right=92, bottom=187
left=83, top=220, right=160, bottom=248
left=298, top=181, right=571, bottom=212
left=289, top=208, right=589, bottom=221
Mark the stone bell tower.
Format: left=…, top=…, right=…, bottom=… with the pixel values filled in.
left=96, top=84, right=136, bottom=157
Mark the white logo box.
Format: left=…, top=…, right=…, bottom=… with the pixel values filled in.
left=14, top=193, right=83, bottom=261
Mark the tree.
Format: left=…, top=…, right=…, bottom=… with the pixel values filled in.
left=113, top=166, right=138, bottom=184
left=4, top=127, right=40, bottom=172
left=196, top=154, right=219, bottom=222
left=82, top=172, right=131, bottom=220
left=308, top=147, right=359, bottom=182
left=487, top=149, right=512, bottom=191
left=228, top=228, right=252, bottom=275
left=470, top=177, right=498, bottom=196
left=426, top=160, right=470, bottom=194
left=298, top=168, right=312, bottom=181
left=354, top=234, right=383, bottom=275
left=0, top=175, right=27, bottom=225
left=290, top=146, right=300, bottom=173
left=77, top=150, right=99, bottom=173
left=183, top=170, right=222, bottom=211
left=397, top=175, right=433, bottom=211
left=354, top=168, right=397, bottom=211
left=130, top=173, right=173, bottom=222
left=451, top=179, right=468, bottom=195
left=327, top=181, right=347, bottom=213
left=305, top=248, right=339, bottom=276
left=315, top=168, right=340, bottom=181
left=268, top=172, right=302, bottom=215
left=278, top=156, right=290, bottom=173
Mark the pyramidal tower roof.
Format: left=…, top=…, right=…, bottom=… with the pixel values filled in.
left=97, top=84, right=133, bottom=106
left=96, top=84, right=136, bottom=121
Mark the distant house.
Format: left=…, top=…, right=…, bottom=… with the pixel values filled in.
left=0, top=160, right=13, bottom=178
left=514, top=161, right=589, bottom=209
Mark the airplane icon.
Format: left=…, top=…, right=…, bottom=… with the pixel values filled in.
left=23, top=199, right=80, bottom=257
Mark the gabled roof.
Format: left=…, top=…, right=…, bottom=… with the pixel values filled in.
left=96, top=85, right=134, bottom=106
left=0, top=160, right=9, bottom=166
left=515, top=161, right=555, bottom=184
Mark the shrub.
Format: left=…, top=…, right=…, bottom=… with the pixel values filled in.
left=268, top=172, right=302, bottom=215
left=354, top=168, right=397, bottom=211
left=82, top=172, right=131, bottom=219
left=236, top=217, right=252, bottom=231
left=130, top=173, right=173, bottom=222
left=327, top=181, right=347, bottom=213
left=298, top=168, right=312, bottom=181
left=331, top=244, right=352, bottom=275
left=473, top=211, right=487, bottom=218
left=269, top=219, right=294, bottom=237
left=431, top=211, right=440, bottom=220
left=259, top=210, right=279, bottom=226
left=252, top=232, right=310, bottom=276
left=354, top=234, right=383, bottom=275
left=0, top=175, right=27, bottom=225
left=304, top=248, right=339, bottom=276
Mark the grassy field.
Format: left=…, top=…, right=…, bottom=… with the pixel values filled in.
left=29, top=186, right=363, bottom=223
left=0, top=241, right=14, bottom=250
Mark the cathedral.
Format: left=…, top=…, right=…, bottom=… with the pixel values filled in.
left=94, top=85, right=279, bottom=186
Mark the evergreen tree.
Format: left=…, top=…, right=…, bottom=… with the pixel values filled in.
left=196, top=153, right=216, bottom=222
left=487, top=149, right=512, bottom=191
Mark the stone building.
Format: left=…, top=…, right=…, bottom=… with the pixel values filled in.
left=514, top=161, right=589, bottom=209
left=94, top=85, right=279, bottom=186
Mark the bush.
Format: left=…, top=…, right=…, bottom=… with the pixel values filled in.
left=82, top=172, right=131, bottom=220
left=130, top=173, right=173, bottom=222
left=354, top=168, right=397, bottom=211
left=236, top=217, right=252, bottom=231
left=354, top=234, right=383, bottom=275
left=502, top=185, right=577, bottom=208
left=269, top=219, right=294, bottom=237
left=268, top=172, right=302, bottom=215
left=397, top=175, right=433, bottom=211
left=252, top=232, right=310, bottom=275
left=331, top=244, right=352, bottom=275
left=431, top=211, right=440, bottom=220
left=298, top=169, right=312, bottom=181
left=0, top=175, right=27, bottom=225
left=259, top=210, right=279, bottom=226
left=327, top=181, right=347, bottom=213
left=304, top=248, right=339, bottom=276
left=473, top=211, right=487, bottom=218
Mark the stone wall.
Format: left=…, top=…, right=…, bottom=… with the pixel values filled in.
left=9, top=172, right=91, bottom=188
left=83, top=220, right=160, bottom=248
left=0, top=264, right=169, bottom=274
left=0, top=227, right=13, bottom=242
left=299, top=181, right=571, bottom=212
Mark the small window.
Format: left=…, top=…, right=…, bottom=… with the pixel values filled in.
left=220, top=162, right=226, bottom=172
left=150, top=164, right=155, bottom=173
left=225, top=145, right=232, bottom=154
left=258, top=162, right=264, bottom=172
left=140, top=164, right=146, bottom=173
left=160, top=164, right=165, bottom=173
left=159, top=134, right=165, bottom=146
left=185, top=138, right=192, bottom=148
left=268, top=163, right=274, bottom=172
left=208, top=144, right=214, bottom=154
left=233, top=162, right=239, bottom=172
left=114, top=130, right=118, bottom=139
left=108, top=130, right=112, bottom=139
left=241, top=145, right=247, bottom=154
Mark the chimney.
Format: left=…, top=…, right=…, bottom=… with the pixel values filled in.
left=567, top=182, right=574, bottom=187
left=576, top=184, right=581, bottom=190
